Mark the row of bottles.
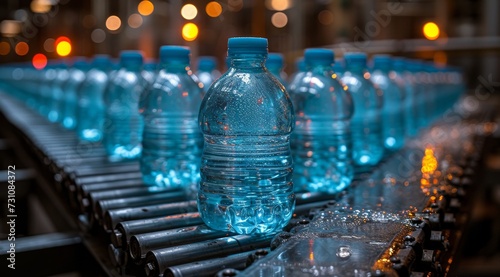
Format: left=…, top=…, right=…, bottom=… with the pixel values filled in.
left=0, top=37, right=466, bottom=235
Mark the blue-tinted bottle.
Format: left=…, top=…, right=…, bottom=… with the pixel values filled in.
left=143, top=60, right=157, bottom=87
left=266, top=53, right=288, bottom=88
left=61, top=58, right=88, bottom=130
left=289, top=49, right=354, bottom=193
left=392, top=58, right=417, bottom=137
left=198, top=37, right=295, bottom=235
left=103, top=51, right=146, bottom=161
left=370, top=55, right=405, bottom=152
left=196, top=56, right=219, bottom=93
left=140, top=46, right=204, bottom=192
left=333, top=57, right=345, bottom=78
left=40, top=63, right=58, bottom=120
left=48, top=61, right=70, bottom=124
left=341, top=53, right=384, bottom=167
left=77, top=55, right=111, bottom=141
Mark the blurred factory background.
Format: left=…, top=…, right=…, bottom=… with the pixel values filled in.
left=0, top=0, right=499, bottom=88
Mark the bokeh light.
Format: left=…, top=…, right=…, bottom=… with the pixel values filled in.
left=106, top=15, right=121, bottom=31
left=423, top=22, right=440, bottom=40
left=265, top=0, right=292, bottom=11
left=206, top=2, right=223, bottom=18
left=32, top=53, right=48, bottom=70
left=318, top=10, right=334, bottom=25
left=56, top=41, right=71, bottom=56
left=43, top=38, right=55, bottom=52
left=0, top=41, right=11, bottom=55
left=182, top=22, right=199, bottom=41
left=228, top=0, right=243, bottom=12
left=30, top=0, right=52, bottom=14
left=138, top=1, right=154, bottom=16
left=128, top=13, right=143, bottom=28
left=91, top=28, right=106, bottom=43
left=181, top=4, right=198, bottom=20
left=15, top=41, right=29, bottom=56
left=271, top=12, right=288, bottom=28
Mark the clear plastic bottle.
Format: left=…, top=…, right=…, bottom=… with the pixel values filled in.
left=370, top=55, right=405, bottom=152
left=198, top=37, right=295, bottom=235
left=341, top=52, right=384, bottom=168
left=289, top=49, right=354, bottom=193
left=140, top=46, right=204, bottom=193
left=266, top=52, right=288, bottom=88
left=103, top=51, right=146, bottom=161
left=77, top=54, right=111, bottom=141
left=61, top=58, right=88, bottom=130
left=49, top=61, right=70, bottom=124
left=196, top=56, right=220, bottom=93
left=392, top=58, right=417, bottom=137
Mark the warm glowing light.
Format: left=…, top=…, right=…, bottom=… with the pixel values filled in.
left=1, top=20, right=22, bottom=37
left=318, top=10, right=334, bottom=25
left=181, top=4, right=198, bottom=20
left=423, top=22, right=440, bottom=40
left=32, top=53, right=48, bottom=70
left=0, top=41, right=11, bottom=55
left=55, top=36, right=70, bottom=45
left=15, top=42, right=29, bottom=56
left=106, top=15, right=121, bottom=31
left=363, top=72, right=371, bottom=79
left=30, top=0, right=52, bottom=14
left=182, top=23, right=199, bottom=41
left=56, top=41, right=71, bottom=56
left=128, top=13, right=143, bottom=28
left=206, top=2, right=223, bottom=17
left=266, top=0, right=293, bottom=11
left=228, top=0, right=243, bottom=12
left=434, top=51, right=447, bottom=67
left=271, top=12, right=288, bottom=28
left=421, top=147, right=438, bottom=175
left=43, top=38, right=55, bottom=52
left=138, top=1, right=154, bottom=16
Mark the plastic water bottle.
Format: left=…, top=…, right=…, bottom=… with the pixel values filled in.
left=196, top=56, right=220, bottom=92
left=49, top=61, right=70, bottom=124
left=143, top=60, right=157, bottom=86
left=266, top=53, right=288, bottom=87
left=370, top=55, right=405, bottom=152
left=392, top=58, right=417, bottom=137
left=77, top=55, right=111, bottom=141
left=103, top=51, right=146, bottom=161
left=341, top=52, right=384, bottom=168
left=61, top=58, right=88, bottom=130
left=140, top=46, right=204, bottom=192
left=198, top=37, right=295, bottom=235
left=38, top=61, right=57, bottom=118
left=332, top=57, right=345, bottom=78
left=288, top=57, right=306, bottom=85
left=289, top=49, right=354, bottom=193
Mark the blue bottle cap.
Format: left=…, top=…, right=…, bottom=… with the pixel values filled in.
left=227, top=37, right=268, bottom=56
left=372, top=54, right=392, bottom=70
left=294, top=57, right=306, bottom=72
left=198, top=56, right=217, bottom=71
left=392, top=57, right=406, bottom=71
left=120, top=51, right=143, bottom=66
left=92, top=54, right=111, bottom=68
left=344, top=52, right=367, bottom=67
left=304, top=48, right=334, bottom=65
left=160, top=45, right=190, bottom=64
left=266, top=53, right=284, bottom=68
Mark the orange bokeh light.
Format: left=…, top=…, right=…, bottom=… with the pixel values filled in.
left=15, top=42, right=29, bottom=56
left=32, top=53, right=48, bottom=70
